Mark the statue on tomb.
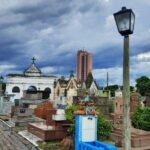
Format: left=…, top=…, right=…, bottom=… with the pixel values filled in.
left=74, top=92, right=99, bottom=115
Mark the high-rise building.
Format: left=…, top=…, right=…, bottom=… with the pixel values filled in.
left=77, top=50, right=92, bottom=82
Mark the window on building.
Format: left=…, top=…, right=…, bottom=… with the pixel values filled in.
left=44, top=87, right=51, bottom=93
left=64, top=89, right=67, bottom=97
left=81, top=56, right=85, bottom=81
left=116, top=103, right=118, bottom=108
left=12, top=86, right=20, bottom=93
left=70, top=82, right=74, bottom=89
left=57, top=89, right=60, bottom=96
left=43, top=87, right=51, bottom=99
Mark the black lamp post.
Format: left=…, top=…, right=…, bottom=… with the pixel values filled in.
left=0, top=76, right=3, bottom=96
left=114, top=7, right=135, bottom=150
left=0, top=76, right=3, bottom=83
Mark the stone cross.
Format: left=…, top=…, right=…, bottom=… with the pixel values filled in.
left=32, top=57, right=36, bottom=63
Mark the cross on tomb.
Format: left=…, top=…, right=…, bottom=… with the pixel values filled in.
left=70, top=70, right=74, bottom=75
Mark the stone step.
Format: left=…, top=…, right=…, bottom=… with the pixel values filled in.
left=0, top=130, right=16, bottom=150
left=13, top=131, right=33, bottom=149
left=18, top=130, right=42, bottom=147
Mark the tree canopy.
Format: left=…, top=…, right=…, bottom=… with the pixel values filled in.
left=85, top=72, right=94, bottom=88
left=105, top=85, right=119, bottom=97
left=136, top=76, right=150, bottom=96
left=104, top=85, right=134, bottom=97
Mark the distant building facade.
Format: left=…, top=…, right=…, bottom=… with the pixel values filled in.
left=77, top=50, right=92, bottom=82
left=54, top=72, right=81, bottom=101
left=5, top=58, right=57, bottom=101
left=89, top=80, right=99, bottom=96
left=54, top=71, right=99, bottom=102
left=114, top=89, right=140, bottom=114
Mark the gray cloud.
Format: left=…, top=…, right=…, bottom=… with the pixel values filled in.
left=0, top=0, right=150, bottom=85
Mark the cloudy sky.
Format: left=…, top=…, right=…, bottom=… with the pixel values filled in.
left=0, top=0, right=150, bottom=86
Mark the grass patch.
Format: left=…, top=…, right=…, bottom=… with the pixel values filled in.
left=38, top=141, right=72, bottom=150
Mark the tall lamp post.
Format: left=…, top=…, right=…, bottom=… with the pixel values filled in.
left=0, top=76, right=3, bottom=93
left=114, top=7, right=135, bottom=150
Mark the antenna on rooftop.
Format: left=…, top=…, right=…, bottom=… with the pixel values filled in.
left=107, top=72, right=109, bottom=88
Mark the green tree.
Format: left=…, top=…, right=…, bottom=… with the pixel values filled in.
left=2, top=83, right=6, bottom=91
left=131, top=107, right=150, bottom=131
left=136, top=76, right=150, bottom=96
left=105, top=85, right=119, bottom=97
left=130, top=86, right=134, bottom=92
left=86, top=72, right=93, bottom=88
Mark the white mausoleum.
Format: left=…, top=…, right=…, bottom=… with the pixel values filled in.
left=5, top=58, right=57, bottom=101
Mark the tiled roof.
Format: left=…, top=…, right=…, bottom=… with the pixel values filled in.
left=7, top=73, right=56, bottom=78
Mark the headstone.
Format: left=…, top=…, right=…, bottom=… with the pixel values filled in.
left=130, top=92, right=139, bottom=112
left=15, top=99, right=20, bottom=106
left=114, top=90, right=123, bottom=114
left=0, top=96, right=14, bottom=115
left=145, top=93, right=150, bottom=107
left=15, top=107, right=32, bottom=117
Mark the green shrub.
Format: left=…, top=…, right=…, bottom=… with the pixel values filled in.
left=131, top=107, right=150, bottom=131
left=65, top=104, right=78, bottom=135
left=97, top=115, right=112, bottom=140
left=65, top=104, right=77, bottom=121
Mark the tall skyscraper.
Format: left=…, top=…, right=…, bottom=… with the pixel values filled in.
left=77, top=50, right=92, bottom=82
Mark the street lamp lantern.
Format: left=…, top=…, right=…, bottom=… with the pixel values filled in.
left=114, top=7, right=135, bottom=36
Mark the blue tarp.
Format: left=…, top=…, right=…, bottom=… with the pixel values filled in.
left=80, top=141, right=117, bottom=150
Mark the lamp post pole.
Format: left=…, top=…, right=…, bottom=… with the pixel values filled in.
left=113, top=7, right=135, bottom=150
left=123, top=35, right=131, bottom=150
